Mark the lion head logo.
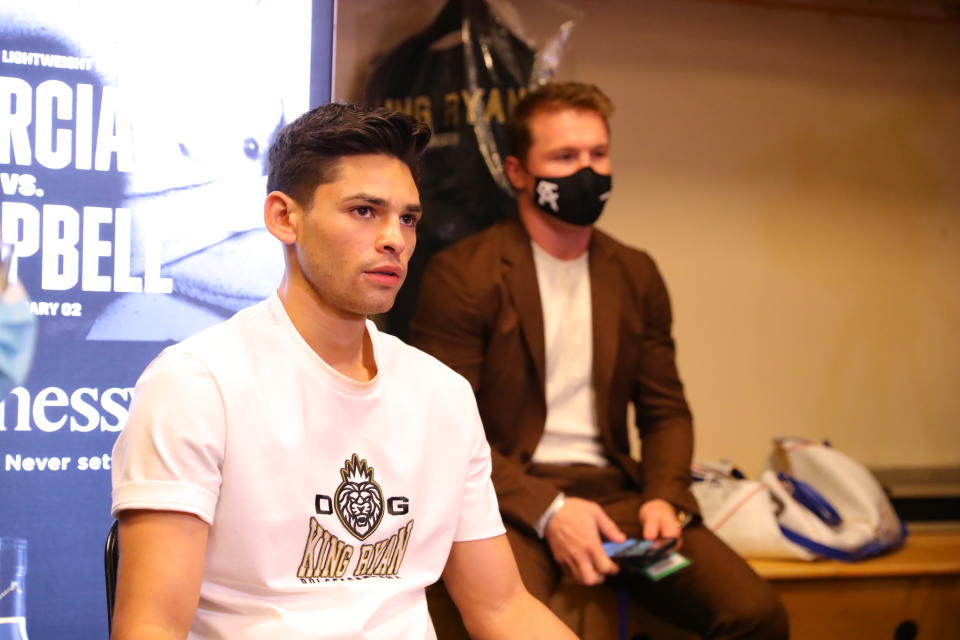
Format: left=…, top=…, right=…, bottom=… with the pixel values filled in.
left=334, top=454, right=384, bottom=541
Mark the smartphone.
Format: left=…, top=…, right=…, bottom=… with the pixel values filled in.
left=603, top=537, right=678, bottom=569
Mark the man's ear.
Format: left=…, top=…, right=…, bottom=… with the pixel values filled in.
left=264, top=191, right=298, bottom=245
left=504, top=155, right=528, bottom=192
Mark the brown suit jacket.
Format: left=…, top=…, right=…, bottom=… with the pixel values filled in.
left=410, top=217, right=698, bottom=535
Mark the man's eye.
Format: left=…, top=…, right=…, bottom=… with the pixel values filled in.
left=354, top=206, right=373, bottom=217
left=400, top=214, right=419, bottom=226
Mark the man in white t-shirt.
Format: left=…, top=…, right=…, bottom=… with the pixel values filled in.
left=412, top=83, right=788, bottom=638
left=110, top=103, right=577, bottom=639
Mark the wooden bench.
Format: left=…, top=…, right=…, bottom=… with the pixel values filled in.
left=549, top=527, right=960, bottom=639
left=745, top=527, right=960, bottom=640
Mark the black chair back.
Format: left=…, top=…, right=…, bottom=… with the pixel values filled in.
left=104, top=520, right=119, bottom=637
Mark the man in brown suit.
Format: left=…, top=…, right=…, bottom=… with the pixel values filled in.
left=411, top=83, right=787, bottom=639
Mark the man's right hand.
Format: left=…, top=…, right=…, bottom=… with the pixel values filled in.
left=544, top=497, right=626, bottom=586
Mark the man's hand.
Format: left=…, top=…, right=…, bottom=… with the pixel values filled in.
left=638, top=498, right=682, bottom=544
left=544, top=497, right=626, bottom=585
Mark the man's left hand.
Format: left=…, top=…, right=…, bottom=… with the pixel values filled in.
left=638, top=498, right=683, bottom=544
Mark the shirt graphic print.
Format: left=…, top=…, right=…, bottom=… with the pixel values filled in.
left=297, top=454, right=414, bottom=583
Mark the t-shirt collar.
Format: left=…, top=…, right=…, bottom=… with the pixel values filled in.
left=266, top=291, right=381, bottom=397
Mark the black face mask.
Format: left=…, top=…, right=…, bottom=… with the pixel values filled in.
left=531, top=166, right=612, bottom=226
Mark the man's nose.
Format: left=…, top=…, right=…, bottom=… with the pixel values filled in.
left=377, top=216, right=405, bottom=255
left=578, top=150, right=596, bottom=171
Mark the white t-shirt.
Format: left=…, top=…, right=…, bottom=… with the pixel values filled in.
left=530, top=243, right=606, bottom=467
left=111, top=293, right=504, bottom=639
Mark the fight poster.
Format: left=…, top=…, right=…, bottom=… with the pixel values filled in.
left=0, top=1, right=333, bottom=636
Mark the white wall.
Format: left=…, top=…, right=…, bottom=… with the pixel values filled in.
left=335, top=0, right=960, bottom=474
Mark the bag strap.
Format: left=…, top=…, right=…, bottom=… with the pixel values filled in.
left=778, top=472, right=842, bottom=526
left=779, top=525, right=860, bottom=561
left=780, top=520, right=910, bottom=562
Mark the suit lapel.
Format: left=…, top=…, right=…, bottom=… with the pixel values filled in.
left=501, top=219, right=622, bottom=428
left=589, top=232, right=621, bottom=445
left=501, top=219, right=546, bottom=391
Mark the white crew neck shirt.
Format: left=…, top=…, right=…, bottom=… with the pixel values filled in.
left=530, top=243, right=607, bottom=467
left=112, top=293, right=504, bottom=639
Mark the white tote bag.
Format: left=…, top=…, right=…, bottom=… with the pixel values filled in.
left=692, top=438, right=907, bottom=561
left=691, top=463, right=815, bottom=560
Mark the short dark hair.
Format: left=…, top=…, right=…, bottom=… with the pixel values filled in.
left=266, top=102, right=432, bottom=206
left=507, top=82, right=613, bottom=164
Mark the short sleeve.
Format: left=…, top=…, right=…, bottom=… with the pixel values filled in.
left=111, top=350, right=226, bottom=524
left=453, top=388, right=506, bottom=542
